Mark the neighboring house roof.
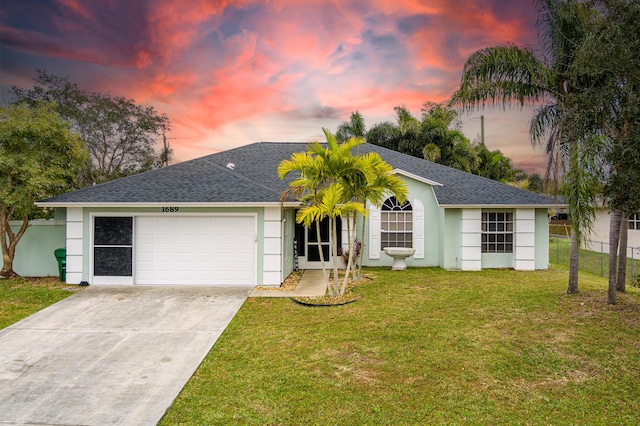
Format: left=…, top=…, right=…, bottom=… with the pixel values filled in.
left=39, top=142, right=557, bottom=207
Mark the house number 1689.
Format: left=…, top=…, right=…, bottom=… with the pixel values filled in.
left=162, top=207, right=179, bottom=213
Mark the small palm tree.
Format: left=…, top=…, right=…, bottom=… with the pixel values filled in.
left=279, top=129, right=407, bottom=296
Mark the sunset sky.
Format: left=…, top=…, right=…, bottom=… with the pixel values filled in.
left=1, top=0, right=547, bottom=173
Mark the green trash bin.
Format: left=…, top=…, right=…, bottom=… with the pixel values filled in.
left=54, top=248, right=66, bottom=281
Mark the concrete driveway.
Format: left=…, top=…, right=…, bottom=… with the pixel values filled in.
left=0, top=285, right=250, bottom=426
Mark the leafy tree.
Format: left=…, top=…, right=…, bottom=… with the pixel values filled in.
left=451, top=0, right=598, bottom=294
left=420, top=103, right=479, bottom=173
left=0, top=102, right=88, bottom=277
left=365, top=121, right=401, bottom=151
left=11, top=69, right=171, bottom=187
left=563, top=0, right=640, bottom=303
left=474, top=143, right=516, bottom=182
left=528, top=173, right=545, bottom=193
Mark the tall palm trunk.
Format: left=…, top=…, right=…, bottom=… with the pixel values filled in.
left=315, top=219, right=331, bottom=296
left=357, top=213, right=366, bottom=280
left=617, top=215, right=628, bottom=292
left=608, top=210, right=622, bottom=304
left=340, top=214, right=357, bottom=295
left=330, top=217, right=339, bottom=296
left=567, top=228, right=580, bottom=294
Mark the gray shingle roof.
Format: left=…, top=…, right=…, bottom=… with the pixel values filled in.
left=40, top=142, right=555, bottom=206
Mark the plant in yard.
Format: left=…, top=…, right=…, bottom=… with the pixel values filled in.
left=561, top=0, right=640, bottom=304
left=279, top=129, right=406, bottom=296
left=451, top=0, right=600, bottom=294
left=0, top=102, right=87, bottom=278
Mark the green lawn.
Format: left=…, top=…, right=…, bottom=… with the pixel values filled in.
left=0, top=277, right=79, bottom=329
left=550, top=235, right=640, bottom=286
left=161, top=267, right=640, bottom=425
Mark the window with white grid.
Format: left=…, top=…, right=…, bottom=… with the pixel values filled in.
left=629, top=214, right=640, bottom=230
left=482, top=211, right=513, bottom=253
left=381, top=197, right=412, bottom=249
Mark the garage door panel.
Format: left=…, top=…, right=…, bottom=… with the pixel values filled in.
left=135, top=216, right=256, bottom=286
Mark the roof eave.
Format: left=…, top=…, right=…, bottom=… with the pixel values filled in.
left=439, top=203, right=566, bottom=209
left=35, top=201, right=302, bottom=208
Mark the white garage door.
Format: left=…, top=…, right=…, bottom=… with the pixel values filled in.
left=135, top=216, right=256, bottom=286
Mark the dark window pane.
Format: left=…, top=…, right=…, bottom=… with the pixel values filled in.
left=94, top=217, right=133, bottom=245
left=307, top=244, right=330, bottom=262
left=319, top=218, right=330, bottom=241
left=295, top=222, right=306, bottom=256
left=94, top=247, right=132, bottom=276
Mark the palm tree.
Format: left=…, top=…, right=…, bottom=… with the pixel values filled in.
left=279, top=130, right=368, bottom=296
left=336, top=111, right=366, bottom=142
left=340, top=151, right=408, bottom=281
left=278, top=144, right=332, bottom=282
left=451, top=0, right=598, bottom=294
left=279, top=129, right=407, bottom=296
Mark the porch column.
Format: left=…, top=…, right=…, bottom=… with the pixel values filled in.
left=263, top=207, right=282, bottom=286
left=66, top=207, right=83, bottom=284
left=460, top=208, right=482, bottom=271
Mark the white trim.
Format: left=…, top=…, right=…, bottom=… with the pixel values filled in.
left=391, top=169, right=443, bottom=186
left=460, top=209, right=482, bottom=270
left=36, top=201, right=300, bottom=208
left=514, top=209, right=536, bottom=270
left=413, top=199, right=425, bottom=259
left=441, top=204, right=562, bottom=209
left=369, top=205, right=381, bottom=259
left=66, top=207, right=84, bottom=284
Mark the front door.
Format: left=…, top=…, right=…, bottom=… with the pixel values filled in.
left=296, top=217, right=341, bottom=269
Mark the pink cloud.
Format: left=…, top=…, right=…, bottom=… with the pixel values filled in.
left=1, top=0, right=546, bottom=174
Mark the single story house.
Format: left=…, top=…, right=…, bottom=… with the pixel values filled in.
left=37, top=142, right=557, bottom=286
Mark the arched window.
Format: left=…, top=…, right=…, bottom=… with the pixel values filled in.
left=381, top=196, right=412, bottom=248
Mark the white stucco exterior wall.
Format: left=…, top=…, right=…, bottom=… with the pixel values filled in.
left=460, top=209, right=482, bottom=271
left=65, top=207, right=83, bottom=284
left=263, top=206, right=282, bottom=286
left=514, top=209, right=536, bottom=270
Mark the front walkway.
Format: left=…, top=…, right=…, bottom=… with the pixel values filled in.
left=250, top=269, right=326, bottom=297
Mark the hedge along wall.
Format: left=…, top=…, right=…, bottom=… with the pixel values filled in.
left=9, top=220, right=66, bottom=277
